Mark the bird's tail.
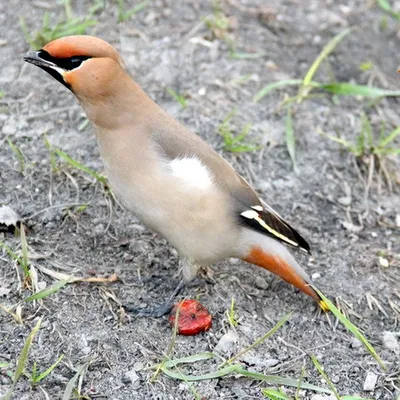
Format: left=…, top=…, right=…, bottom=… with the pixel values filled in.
left=239, top=230, right=328, bottom=311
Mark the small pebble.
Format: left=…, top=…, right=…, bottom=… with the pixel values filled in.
left=363, top=371, right=377, bottom=391
left=337, top=196, right=351, bottom=206
left=382, top=331, right=400, bottom=355
left=350, top=337, right=362, bottom=349
left=214, top=330, right=238, bottom=354
left=311, top=395, right=336, bottom=400
left=254, top=276, right=269, bottom=290
left=122, top=370, right=140, bottom=388
left=379, top=257, right=389, bottom=268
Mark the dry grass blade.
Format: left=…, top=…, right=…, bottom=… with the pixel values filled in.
left=20, top=224, right=29, bottom=278
left=312, top=287, right=386, bottom=370
left=0, top=227, right=30, bottom=280
left=0, top=303, right=23, bottom=324
left=3, top=318, right=42, bottom=400
left=36, top=264, right=118, bottom=284
left=62, top=361, right=90, bottom=400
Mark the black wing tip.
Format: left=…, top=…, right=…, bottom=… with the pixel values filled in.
left=291, top=226, right=312, bottom=254
left=239, top=213, right=312, bottom=254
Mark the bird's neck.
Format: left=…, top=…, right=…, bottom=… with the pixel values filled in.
left=78, top=74, right=158, bottom=131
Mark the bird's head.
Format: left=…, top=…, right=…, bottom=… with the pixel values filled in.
left=24, top=35, right=127, bottom=101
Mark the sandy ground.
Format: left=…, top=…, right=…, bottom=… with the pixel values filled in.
left=0, top=1, right=399, bottom=399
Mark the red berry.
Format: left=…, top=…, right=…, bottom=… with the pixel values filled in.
left=169, top=299, right=212, bottom=335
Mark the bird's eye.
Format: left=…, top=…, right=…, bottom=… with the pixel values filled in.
left=63, top=56, right=90, bottom=70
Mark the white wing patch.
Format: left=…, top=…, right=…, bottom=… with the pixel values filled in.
left=168, top=157, right=213, bottom=190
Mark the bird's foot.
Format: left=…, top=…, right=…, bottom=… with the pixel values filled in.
left=124, top=279, right=186, bottom=318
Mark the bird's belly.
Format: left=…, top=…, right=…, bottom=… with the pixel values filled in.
left=107, top=169, right=239, bottom=265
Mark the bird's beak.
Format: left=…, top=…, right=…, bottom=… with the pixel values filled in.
left=24, top=51, right=57, bottom=69
left=24, top=50, right=70, bottom=90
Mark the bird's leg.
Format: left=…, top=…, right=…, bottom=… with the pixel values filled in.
left=124, top=259, right=199, bottom=318
left=124, top=279, right=186, bottom=318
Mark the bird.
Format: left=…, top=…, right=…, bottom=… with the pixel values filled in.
left=24, top=35, right=328, bottom=316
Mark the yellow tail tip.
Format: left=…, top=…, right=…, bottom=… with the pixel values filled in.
left=319, top=300, right=330, bottom=312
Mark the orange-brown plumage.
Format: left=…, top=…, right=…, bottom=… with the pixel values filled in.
left=244, top=247, right=321, bottom=303
left=43, top=35, right=124, bottom=65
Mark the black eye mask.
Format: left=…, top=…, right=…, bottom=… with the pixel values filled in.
left=24, top=49, right=92, bottom=91
left=36, top=50, right=91, bottom=70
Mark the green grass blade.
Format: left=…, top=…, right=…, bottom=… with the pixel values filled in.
left=221, top=312, right=292, bottom=367
left=310, top=354, right=340, bottom=400
left=319, top=82, right=400, bottom=98
left=14, top=318, right=42, bottom=383
left=361, top=112, right=373, bottom=149
left=376, top=0, right=400, bottom=19
left=379, top=126, right=400, bottom=147
left=0, top=241, right=23, bottom=266
left=7, top=137, right=26, bottom=173
left=341, top=397, right=375, bottom=400
left=119, top=0, right=149, bottom=22
left=318, top=131, right=359, bottom=155
left=295, top=365, right=306, bottom=400
left=285, top=108, right=297, bottom=173
left=262, top=388, right=291, bottom=399
left=35, top=354, right=64, bottom=383
left=152, top=351, right=330, bottom=393
left=161, top=363, right=331, bottom=392
left=24, top=279, right=70, bottom=302
left=312, top=287, right=386, bottom=370
left=3, top=318, right=43, bottom=400
left=230, top=51, right=266, bottom=59
left=54, top=149, right=108, bottom=186
left=254, top=79, right=303, bottom=102
left=167, top=87, right=187, bottom=108
left=43, top=134, right=58, bottom=172
left=162, top=352, right=217, bottom=369
left=19, top=16, right=36, bottom=48
left=378, top=147, right=400, bottom=155
left=302, top=28, right=352, bottom=86
left=236, top=366, right=331, bottom=392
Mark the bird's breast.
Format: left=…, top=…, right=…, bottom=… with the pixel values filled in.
left=100, top=148, right=240, bottom=264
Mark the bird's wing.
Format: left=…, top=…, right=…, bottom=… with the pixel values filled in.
left=230, top=176, right=311, bottom=254
left=151, top=121, right=311, bottom=254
